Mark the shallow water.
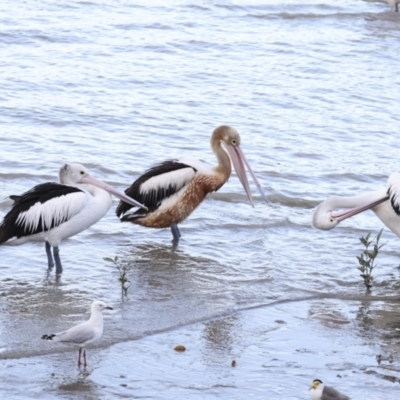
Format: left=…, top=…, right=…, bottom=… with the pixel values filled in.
left=1, top=0, right=400, bottom=398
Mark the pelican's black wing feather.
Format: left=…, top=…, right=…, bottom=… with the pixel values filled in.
left=116, top=160, right=197, bottom=219
left=0, top=183, right=83, bottom=244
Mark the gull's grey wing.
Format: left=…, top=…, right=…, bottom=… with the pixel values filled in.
left=323, top=385, right=351, bottom=400
left=53, top=322, right=97, bottom=345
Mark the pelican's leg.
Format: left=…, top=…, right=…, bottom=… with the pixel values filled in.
left=45, top=242, right=55, bottom=269
left=170, top=223, right=181, bottom=242
left=83, top=349, right=87, bottom=367
left=53, top=246, right=63, bottom=274
left=78, top=348, right=82, bottom=367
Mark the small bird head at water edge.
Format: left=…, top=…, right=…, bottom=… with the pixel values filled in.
left=309, top=378, right=350, bottom=400
left=310, top=379, right=324, bottom=396
left=59, top=163, right=148, bottom=210
left=212, top=125, right=267, bottom=206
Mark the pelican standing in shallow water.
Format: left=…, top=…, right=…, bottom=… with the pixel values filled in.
left=312, top=172, right=400, bottom=237
left=116, top=125, right=267, bottom=242
left=42, top=300, right=113, bottom=367
left=0, top=163, right=147, bottom=274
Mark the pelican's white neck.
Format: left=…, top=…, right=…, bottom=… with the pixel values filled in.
left=312, top=188, right=388, bottom=230
left=324, top=189, right=387, bottom=211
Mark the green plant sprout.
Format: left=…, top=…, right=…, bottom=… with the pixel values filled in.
left=357, top=229, right=386, bottom=290
left=104, top=256, right=132, bottom=297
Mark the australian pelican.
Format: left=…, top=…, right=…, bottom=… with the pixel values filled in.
left=0, top=163, right=147, bottom=273
left=116, top=125, right=267, bottom=242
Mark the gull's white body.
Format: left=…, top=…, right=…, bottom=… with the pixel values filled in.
left=42, top=300, right=113, bottom=367
left=47, top=302, right=107, bottom=347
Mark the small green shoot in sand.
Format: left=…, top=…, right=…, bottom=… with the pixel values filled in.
left=104, top=256, right=131, bottom=297
left=357, top=229, right=385, bottom=290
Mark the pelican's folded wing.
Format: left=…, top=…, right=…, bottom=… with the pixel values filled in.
left=116, top=160, right=197, bottom=217
left=0, top=183, right=87, bottom=244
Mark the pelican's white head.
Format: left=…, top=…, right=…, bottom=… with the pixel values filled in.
left=211, top=125, right=268, bottom=205
left=59, top=163, right=89, bottom=185
left=58, top=163, right=148, bottom=210
left=309, top=379, right=324, bottom=400
left=312, top=189, right=390, bottom=231
left=312, top=197, right=342, bottom=230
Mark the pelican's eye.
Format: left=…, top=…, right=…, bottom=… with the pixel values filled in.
left=232, top=139, right=237, bottom=145
left=80, top=171, right=85, bottom=175
left=330, top=218, right=334, bottom=222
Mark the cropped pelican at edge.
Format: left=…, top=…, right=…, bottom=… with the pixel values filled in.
left=312, top=172, right=400, bottom=237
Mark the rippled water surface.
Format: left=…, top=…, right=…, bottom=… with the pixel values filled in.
left=1, top=0, right=400, bottom=399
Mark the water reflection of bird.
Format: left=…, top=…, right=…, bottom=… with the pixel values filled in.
left=310, top=379, right=350, bottom=400
left=364, top=0, right=399, bottom=12
left=42, top=300, right=113, bottom=367
left=0, top=163, right=146, bottom=274
left=312, top=172, right=400, bottom=237
left=388, top=0, right=400, bottom=11
left=116, top=126, right=267, bottom=243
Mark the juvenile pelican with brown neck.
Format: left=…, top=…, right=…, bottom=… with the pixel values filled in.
left=116, top=125, right=267, bottom=242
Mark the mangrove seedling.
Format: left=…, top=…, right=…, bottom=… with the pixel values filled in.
left=357, top=229, right=385, bottom=289
left=104, top=256, right=132, bottom=297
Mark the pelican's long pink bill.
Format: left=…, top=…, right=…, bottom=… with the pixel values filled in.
left=225, top=145, right=253, bottom=205
left=225, top=145, right=267, bottom=206
left=80, top=175, right=148, bottom=210
left=236, top=146, right=268, bottom=203
left=331, top=195, right=389, bottom=222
